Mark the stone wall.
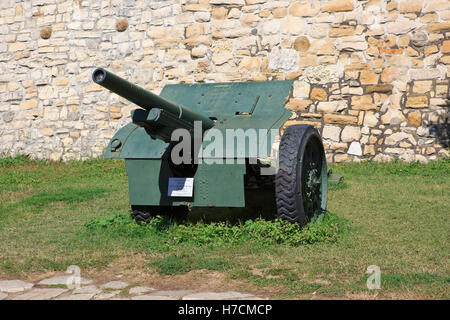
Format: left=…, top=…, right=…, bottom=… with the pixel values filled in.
left=0, top=0, right=449, bottom=162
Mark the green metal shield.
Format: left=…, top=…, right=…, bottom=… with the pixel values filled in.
left=104, top=80, right=294, bottom=208
left=104, top=80, right=293, bottom=160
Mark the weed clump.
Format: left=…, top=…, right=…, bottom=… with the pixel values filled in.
left=84, top=212, right=349, bottom=247
left=0, top=155, right=31, bottom=167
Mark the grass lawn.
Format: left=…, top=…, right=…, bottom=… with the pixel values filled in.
left=0, top=156, right=449, bottom=299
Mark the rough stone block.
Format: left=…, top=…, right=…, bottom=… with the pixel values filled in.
left=406, top=96, right=429, bottom=108
left=360, top=69, right=379, bottom=85
left=324, top=114, right=358, bottom=125
left=322, top=125, right=341, bottom=142
left=322, top=0, right=354, bottom=13
left=0, top=280, right=34, bottom=293
left=289, top=1, right=321, bottom=17
left=341, top=126, right=361, bottom=142
left=13, top=288, right=67, bottom=300
left=285, top=99, right=312, bottom=111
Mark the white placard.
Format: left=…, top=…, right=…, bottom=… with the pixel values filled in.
left=168, top=177, right=194, bottom=197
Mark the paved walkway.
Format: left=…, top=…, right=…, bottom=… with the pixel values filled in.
left=0, top=275, right=266, bottom=300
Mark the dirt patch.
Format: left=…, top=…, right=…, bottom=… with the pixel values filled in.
left=2, top=261, right=430, bottom=300
left=6, top=255, right=276, bottom=298
left=71, top=255, right=267, bottom=296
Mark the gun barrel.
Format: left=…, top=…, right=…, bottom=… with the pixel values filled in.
left=92, top=68, right=214, bottom=129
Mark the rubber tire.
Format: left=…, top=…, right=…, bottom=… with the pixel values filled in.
left=131, top=205, right=188, bottom=224
left=275, top=124, right=327, bottom=226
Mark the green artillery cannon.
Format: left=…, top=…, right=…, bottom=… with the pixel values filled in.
left=92, top=67, right=328, bottom=226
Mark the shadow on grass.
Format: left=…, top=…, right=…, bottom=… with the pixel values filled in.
left=7, top=187, right=109, bottom=212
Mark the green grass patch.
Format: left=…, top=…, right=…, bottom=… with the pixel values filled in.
left=150, top=254, right=193, bottom=275
left=0, top=158, right=448, bottom=298
left=330, top=158, right=450, bottom=178
left=84, top=212, right=349, bottom=247
left=0, top=155, right=31, bottom=167
left=328, top=181, right=349, bottom=191
left=0, top=171, right=42, bottom=191
left=83, top=211, right=348, bottom=277
left=42, top=284, right=69, bottom=289
left=195, top=257, right=235, bottom=271
left=380, top=273, right=450, bottom=290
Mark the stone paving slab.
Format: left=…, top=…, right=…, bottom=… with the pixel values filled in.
left=73, top=285, right=101, bottom=295
left=0, top=280, right=34, bottom=293
left=132, top=295, right=178, bottom=300
left=100, top=281, right=128, bottom=290
left=150, top=290, right=192, bottom=298
left=0, top=278, right=265, bottom=300
left=182, top=291, right=255, bottom=300
left=94, top=290, right=120, bottom=300
left=12, top=288, right=68, bottom=300
left=129, top=286, right=155, bottom=295
left=38, top=275, right=93, bottom=286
